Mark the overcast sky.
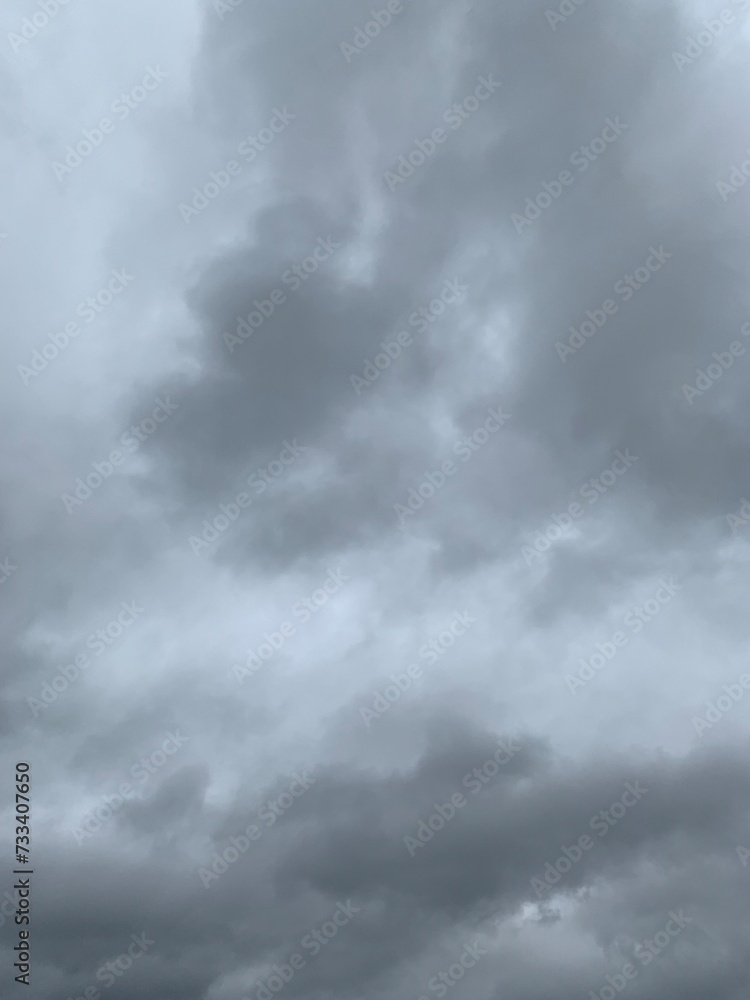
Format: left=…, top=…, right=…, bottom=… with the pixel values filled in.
left=2, top=0, right=750, bottom=998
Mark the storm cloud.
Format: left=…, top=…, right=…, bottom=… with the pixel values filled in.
left=2, top=0, right=750, bottom=998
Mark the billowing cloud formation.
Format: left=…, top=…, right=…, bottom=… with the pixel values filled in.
left=2, top=0, right=750, bottom=998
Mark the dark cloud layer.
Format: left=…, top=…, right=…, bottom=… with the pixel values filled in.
left=3, top=0, right=750, bottom=997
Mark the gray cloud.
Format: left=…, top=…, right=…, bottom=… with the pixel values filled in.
left=3, top=0, right=750, bottom=997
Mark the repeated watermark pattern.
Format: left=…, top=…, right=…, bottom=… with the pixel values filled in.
left=512, top=118, right=629, bottom=234
left=692, top=673, right=750, bottom=737
left=0, top=557, right=18, bottom=586
left=404, top=737, right=521, bottom=856
left=61, top=397, right=178, bottom=513
left=414, top=940, right=489, bottom=999
left=530, top=780, right=648, bottom=897
left=546, top=0, right=591, bottom=31
left=565, top=578, right=682, bottom=694
left=232, top=568, right=350, bottom=683
left=179, top=107, right=297, bottom=223
left=213, top=0, right=246, bottom=19
left=350, top=278, right=468, bottom=393
left=359, top=611, right=477, bottom=726
left=11, top=6, right=748, bottom=999
left=221, top=236, right=340, bottom=351
left=681, top=320, right=750, bottom=402
left=555, top=247, right=672, bottom=362
left=725, top=496, right=750, bottom=535
left=673, top=3, right=749, bottom=72
left=521, top=450, right=638, bottom=565
left=18, top=270, right=135, bottom=385
left=340, top=0, right=414, bottom=62
left=27, top=601, right=145, bottom=717
left=238, top=900, right=361, bottom=1000
left=64, top=931, right=154, bottom=999
left=587, top=911, right=692, bottom=999
left=197, top=768, right=317, bottom=887
left=72, top=731, right=189, bottom=844
left=8, top=0, right=78, bottom=54
left=53, top=68, right=168, bottom=182
left=189, top=440, right=307, bottom=554
left=395, top=406, right=510, bottom=529
left=385, top=76, right=502, bottom=191
left=716, top=135, right=750, bottom=201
